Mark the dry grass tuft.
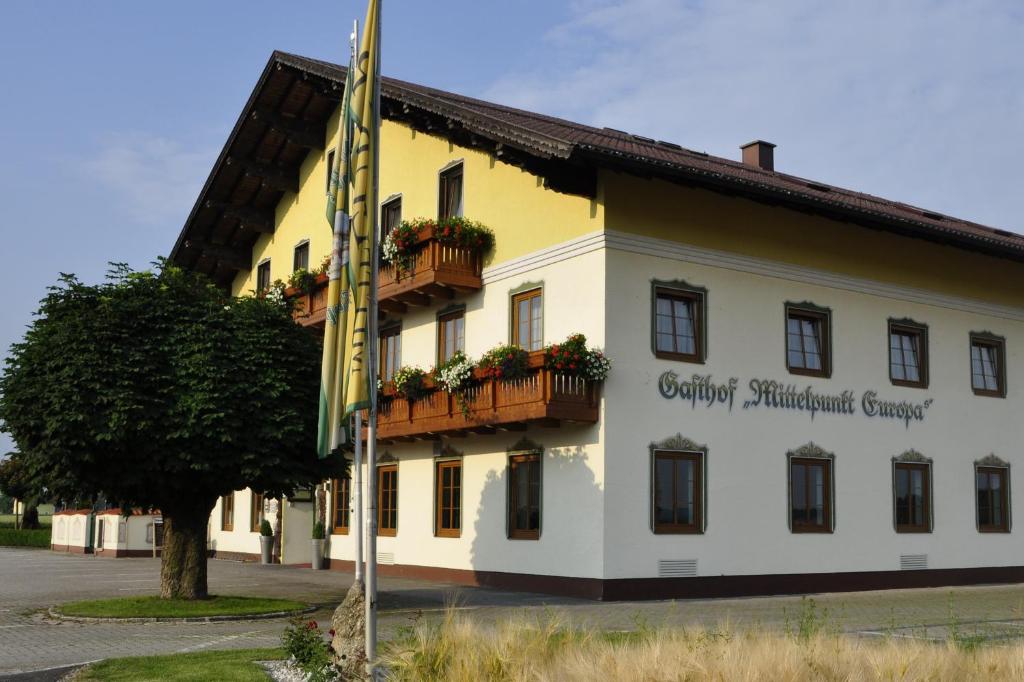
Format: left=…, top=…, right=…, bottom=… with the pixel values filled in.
left=380, top=609, right=1024, bottom=681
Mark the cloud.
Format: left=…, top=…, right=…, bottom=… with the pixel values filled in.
left=81, top=133, right=215, bottom=227
left=483, top=0, right=1024, bottom=231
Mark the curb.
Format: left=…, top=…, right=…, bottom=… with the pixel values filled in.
left=46, top=604, right=317, bottom=624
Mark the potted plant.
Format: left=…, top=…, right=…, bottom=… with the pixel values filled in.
left=434, top=351, right=476, bottom=418
left=258, top=519, right=274, bottom=565
left=392, top=366, right=430, bottom=400
left=544, top=333, right=611, bottom=381
left=478, top=344, right=529, bottom=381
left=311, top=521, right=325, bottom=570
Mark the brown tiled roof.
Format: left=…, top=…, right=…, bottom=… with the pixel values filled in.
left=171, top=51, right=1024, bottom=281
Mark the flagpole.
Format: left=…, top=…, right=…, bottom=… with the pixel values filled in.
left=364, top=0, right=382, bottom=673
left=349, top=18, right=364, bottom=588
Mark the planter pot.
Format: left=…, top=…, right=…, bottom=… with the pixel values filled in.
left=259, top=535, right=273, bottom=564
left=311, top=539, right=325, bottom=570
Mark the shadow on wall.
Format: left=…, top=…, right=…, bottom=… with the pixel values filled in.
left=469, top=435, right=603, bottom=597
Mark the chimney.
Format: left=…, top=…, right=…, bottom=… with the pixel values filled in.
left=740, top=140, right=776, bottom=171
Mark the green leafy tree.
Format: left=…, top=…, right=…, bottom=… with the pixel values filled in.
left=0, top=263, right=343, bottom=598
left=0, top=453, right=43, bottom=528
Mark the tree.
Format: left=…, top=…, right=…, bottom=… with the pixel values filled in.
left=0, top=454, right=43, bottom=528
left=0, top=263, right=343, bottom=598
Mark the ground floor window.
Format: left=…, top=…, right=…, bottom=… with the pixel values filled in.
left=893, top=462, right=930, bottom=532
left=652, top=450, right=703, bottom=533
left=435, top=460, right=462, bottom=538
left=221, top=493, right=234, bottom=531
left=508, top=453, right=541, bottom=539
left=976, top=465, right=1010, bottom=532
left=378, top=465, right=398, bottom=537
left=250, top=492, right=264, bottom=532
left=332, top=478, right=350, bottom=535
left=789, top=456, right=833, bottom=533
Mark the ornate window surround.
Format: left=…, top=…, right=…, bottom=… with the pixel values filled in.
left=506, top=437, right=543, bottom=540
left=887, top=318, right=929, bottom=389
left=784, top=301, right=833, bottom=379
left=974, top=454, right=1011, bottom=532
left=891, top=449, right=933, bottom=533
left=648, top=434, right=708, bottom=534
left=432, top=442, right=464, bottom=538
left=650, top=278, right=709, bottom=364
left=785, top=442, right=836, bottom=533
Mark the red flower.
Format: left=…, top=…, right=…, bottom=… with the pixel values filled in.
left=329, top=629, right=336, bottom=637
left=556, top=363, right=563, bottom=369
left=569, top=363, right=576, bottom=370
left=551, top=345, right=560, bottom=353
left=496, top=369, right=503, bottom=378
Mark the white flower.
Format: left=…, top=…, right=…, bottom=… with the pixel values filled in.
left=382, top=232, right=399, bottom=264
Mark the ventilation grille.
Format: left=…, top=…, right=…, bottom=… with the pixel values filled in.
left=900, top=554, right=928, bottom=570
left=377, top=551, right=396, bottom=565
left=658, top=559, right=697, bottom=578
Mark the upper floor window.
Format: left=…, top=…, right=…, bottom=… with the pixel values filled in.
left=893, top=462, right=930, bottom=533
left=789, top=456, right=833, bottom=533
left=508, top=453, right=541, bottom=540
left=652, top=450, right=704, bottom=534
left=325, top=150, right=336, bottom=194
left=889, top=320, right=928, bottom=389
left=256, top=260, right=271, bottom=294
left=786, top=303, right=831, bottom=378
left=439, top=163, right=463, bottom=219
left=435, top=460, right=462, bottom=538
left=976, top=464, right=1010, bottom=532
left=331, top=478, right=350, bottom=535
left=970, top=332, right=1006, bottom=398
left=438, top=309, right=465, bottom=364
left=379, top=324, right=401, bottom=383
left=512, top=288, right=543, bottom=351
left=653, top=282, right=706, bottom=363
left=377, top=464, right=398, bottom=537
left=293, top=241, right=309, bottom=273
left=382, top=197, right=402, bottom=234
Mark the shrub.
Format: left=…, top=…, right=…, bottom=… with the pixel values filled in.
left=0, top=527, right=50, bottom=547
left=287, top=268, right=316, bottom=294
left=544, top=333, right=611, bottom=381
left=282, top=618, right=336, bottom=682
left=311, top=521, right=325, bottom=540
left=478, top=345, right=529, bottom=381
left=393, top=366, right=429, bottom=400
left=259, top=519, right=273, bottom=537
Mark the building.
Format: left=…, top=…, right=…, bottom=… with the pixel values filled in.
left=169, top=52, right=1024, bottom=599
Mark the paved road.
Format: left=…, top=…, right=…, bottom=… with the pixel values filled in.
left=4, top=547, right=1024, bottom=676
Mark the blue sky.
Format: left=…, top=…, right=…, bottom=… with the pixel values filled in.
left=1, top=0, right=1022, bottom=454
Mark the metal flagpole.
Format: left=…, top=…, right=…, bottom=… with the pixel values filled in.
left=350, top=18, right=364, bottom=587
left=365, top=0, right=382, bottom=674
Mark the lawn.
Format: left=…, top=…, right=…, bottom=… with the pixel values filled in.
left=74, top=647, right=285, bottom=681
left=0, top=513, right=52, bottom=527
left=58, top=595, right=309, bottom=619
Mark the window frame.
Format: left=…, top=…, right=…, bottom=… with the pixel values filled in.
left=651, top=280, right=708, bottom=364
left=256, top=260, right=271, bottom=295
left=892, top=460, right=932, bottom=533
left=293, top=240, right=310, bottom=273
left=437, top=305, right=466, bottom=365
left=331, top=477, right=350, bottom=535
left=250, top=492, right=264, bottom=533
left=381, top=195, right=402, bottom=241
left=888, top=318, right=929, bottom=389
left=510, top=285, right=544, bottom=351
left=650, top=449, right=706, bottom=534
left=787, top=450, right=835, bottom=534
left=325, top=149, right=335, bottom=194
left=379, top=323, right=402, bottom=383
left=969, top=332, right=1006, bottom=398
left=975, top=461, right=1011, bottom=533
left=438, top=161, right=464, bottom=220
left=434, top=459, right=462, bottom=538
left=507, top=451, right=542, bottom=540
left=221, top=493, right=235, bottom=532
left=377, top=464, right=398, bottom=537
left=784, top=302, right=832, bottom=378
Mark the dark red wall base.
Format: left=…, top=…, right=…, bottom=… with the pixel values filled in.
left=51, top=544, right=91, bottom=555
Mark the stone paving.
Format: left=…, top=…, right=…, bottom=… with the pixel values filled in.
left=4, top=546, right=1024, bottom=675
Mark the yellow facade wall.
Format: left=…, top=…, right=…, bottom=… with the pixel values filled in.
left=602, top=171, right=1024, bottom=308
left=232, top=111, right=602, bottom=296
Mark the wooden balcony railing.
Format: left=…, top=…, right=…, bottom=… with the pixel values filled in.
left=372, top=352, right=600, bottom=441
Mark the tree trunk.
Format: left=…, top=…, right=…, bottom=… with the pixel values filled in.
left=21, top=504, right=40, bottom=529
left=160, top=502, right=213, bottom=599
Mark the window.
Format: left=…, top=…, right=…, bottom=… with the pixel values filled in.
left=435, top=460, right=462, bottom=538
left=512, top=288, right=543, bottom=351
left=789, top=458, right=832, bottom=533
left=786, top=303, right=831, bottom=378
left=437, top=309, right=465, bottom=364
left=256, top=260, right=271, bottom=294
left=976, top=466, right=1010, bottom=532
left=439, top=163, right=463, bottom=219
left=508, top=453, right=541, bottom=539
left=889, top=320, right=928, bottom=388
left=293, top=241, right=309, bottom=273
left=893, top=463, right=930, bottom=532
left=652, top=451, right=703, bottom=534
left=250, top=492, right=264, bottom=533
left=331, top=478, right=350, bottom=535
left=379, top=325, right=401, bottom=383
left=96, top=518, right=105, bottom=548
left=377, top=465, right=398, bottom=537
left=382, top=197, right=402, bottom=234
left=325, top=150, right=335, bottom=194
left=970, top=333, right=1006, bottom=398
left=653, top=283, right=705, bottom=363
left=221, top=493, right=235, bottom=531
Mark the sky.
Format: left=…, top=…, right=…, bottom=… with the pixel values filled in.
left=0, top=0, right=1022, bottom=454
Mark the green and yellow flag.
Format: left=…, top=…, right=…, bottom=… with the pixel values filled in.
left=317, top=0, right=380, bottom=458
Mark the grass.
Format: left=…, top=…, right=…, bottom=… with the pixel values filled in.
left=0, top=513, right=52, bottom=527
left=73, top=647, right=285, bottom=681
left=58, top=595, right=309, bottom=619
left=0, top=527, right=50, bottom=547
left=379, top=608, right=1024, bottom=681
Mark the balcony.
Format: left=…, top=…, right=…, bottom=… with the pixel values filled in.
left=373, top=352, right=601, bottom=441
